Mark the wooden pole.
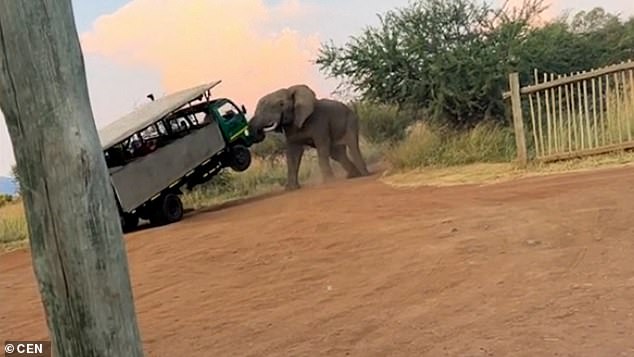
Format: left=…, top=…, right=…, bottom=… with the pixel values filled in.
left=534, top=69, right=545, bottom=157
left=606, top=75, right=613, bottom=144
left=575, top=73, right=585, bottom=149
left=509, top=72, right=528, bottom=167
left=528, top=94, right=540, bottom=157
left=556, top=74, right=565, bottom=152
left=549, top=73, right=559, bottom=152
left=614, top=72, right=624, bottom=143
left=621, top=70, right=632, bottom=141
left=582, top=77, right=592, bottom=149
left=599, top=75, right=607, bottom=145
left=591, top=75, right=599, bottom=147
left=543, top=73, right=553, bottom=155
left=0, top=1, right=144, bottom=356
left=629, top=69, right=634, bottom=139
left=564, top=74, right=573, bottom=152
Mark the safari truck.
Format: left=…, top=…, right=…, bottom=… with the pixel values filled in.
left=98, top=81, right=254, bottom=232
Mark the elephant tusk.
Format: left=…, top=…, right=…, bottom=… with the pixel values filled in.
left=263, top=122, right=279, bottom=132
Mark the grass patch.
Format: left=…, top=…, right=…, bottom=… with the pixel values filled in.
left=0, top=201, right=29, bottom=252
left=0, top=218, right=28, bottom=244
left=385, top=121, right=516, bottom=170
left=383, top=149, right=634, bottom=188
left=181, top=155, right=320, bottom=210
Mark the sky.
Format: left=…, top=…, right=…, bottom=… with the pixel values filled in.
left=1, top=0, right=634, bottom=176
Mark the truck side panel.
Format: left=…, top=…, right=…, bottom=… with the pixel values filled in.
left=110, top=122, right=226, bottom=212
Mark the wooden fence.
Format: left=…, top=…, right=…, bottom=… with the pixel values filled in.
left=504, top=60, right=634, bottom=167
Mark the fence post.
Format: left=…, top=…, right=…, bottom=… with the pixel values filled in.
left=509, top=72, right=528, bottom=167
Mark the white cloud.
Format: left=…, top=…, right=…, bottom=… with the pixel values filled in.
left=79, top=0, right=326, bottom=111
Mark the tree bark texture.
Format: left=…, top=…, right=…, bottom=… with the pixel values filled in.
left=0, top=1, right=144, bottom=356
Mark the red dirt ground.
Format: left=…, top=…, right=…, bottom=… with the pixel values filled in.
left=2, top=166, right=634, bottom=356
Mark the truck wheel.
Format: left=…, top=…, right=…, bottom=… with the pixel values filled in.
left=150, top=193, right=183, bottom=226
left=121, top=213, right=139, bottom=233
left=229, top=144, right=251, bottom=172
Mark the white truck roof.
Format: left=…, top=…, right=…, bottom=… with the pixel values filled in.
left=98, top=80, right=222, bottom=150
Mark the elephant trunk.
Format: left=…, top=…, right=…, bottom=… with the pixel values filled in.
left=248, top=119, right=266, bottom=144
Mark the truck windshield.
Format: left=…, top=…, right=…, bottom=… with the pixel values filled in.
left=216, top=101, right=240, bottom=120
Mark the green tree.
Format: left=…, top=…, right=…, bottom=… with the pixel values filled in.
left=317, top=0, right=547, bottom=127
left=317, top=0, right=633, bottom=129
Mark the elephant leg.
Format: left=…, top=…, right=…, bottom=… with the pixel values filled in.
left=346, top=133, right=370, bottom=176
left=331, top=145, right=361, bottom=179
left=314, top=139, right=335, bottom=183
left=285, top=143, right=304, bottom=190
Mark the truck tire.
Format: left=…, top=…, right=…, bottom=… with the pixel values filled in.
left=149, top=193, right=184, bottom=226
left=120, top=213, right=139, bottom=233
left=229, top=144, right=251, bottom=172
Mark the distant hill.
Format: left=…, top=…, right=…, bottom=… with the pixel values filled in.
left=0, top=176, right=17, bottom=196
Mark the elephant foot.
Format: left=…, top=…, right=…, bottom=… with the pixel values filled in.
left=285, top=183, right=301, bottom=191
left=346, top=167, right=371, bottom=179
left=322, top=175, right=336, bottom=184
left=359, top=168, right=371, bottom=177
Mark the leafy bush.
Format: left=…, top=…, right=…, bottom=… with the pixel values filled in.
left=352, top=101, right=419, bottom=143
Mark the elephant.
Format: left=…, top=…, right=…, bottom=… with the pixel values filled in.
left=248, top=84, right=370, bottom=190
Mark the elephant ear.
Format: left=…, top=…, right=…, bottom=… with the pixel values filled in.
left=288, top=84, right=316, bottom=128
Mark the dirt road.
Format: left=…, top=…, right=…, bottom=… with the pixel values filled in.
left=2, top=167, right=634, bottom=356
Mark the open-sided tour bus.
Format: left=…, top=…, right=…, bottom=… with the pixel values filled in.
left=98, top=81, right=254, bottom=232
